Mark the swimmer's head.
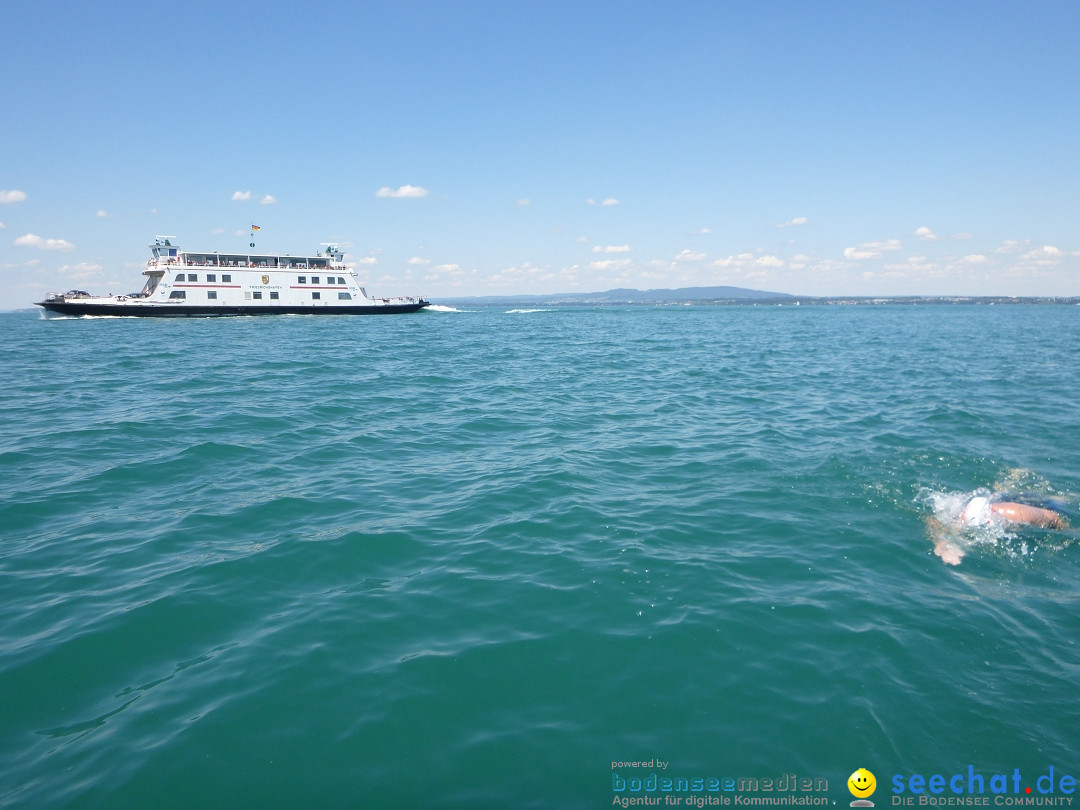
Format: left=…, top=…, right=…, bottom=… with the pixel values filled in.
left=960, top=496, right=992, bottom=527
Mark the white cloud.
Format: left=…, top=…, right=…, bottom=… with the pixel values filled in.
left=844, top=239, right=902, bottom=260
left=96, top=209, right=109, bottom=218
left=592, top=244, right=631, bottom=254
left=490, top=261, right=572, bottom=286
left=844, top=247, right=877, bottom=260
left=260, top=194, right=277, bottom=205
left=602, top=198, right=620, bottom=206
left=870, top=239, right=902, bottom=251
left=231, top=190, right=252, bottom=201
left=425, top=263, right=467, bottom=285
left=755, top=255, right=785, bottom=268
left=915, top=226, right=938, bottom=241
left=960, top=254, right=988, bottom=265
left=709, top=252, right=785, bottom=270
left=376, top=185, right=429, bottom=198
left=0, top=221, right=5, bottom=229
left=992, top=242, right=1065, bottom=269
left=778, top=216, right=807, bottom=228
left=674, top=249, right=706, bottom=262
left=407, top=256, right=430, bottom=265
left=1013, top=245, right=1065, bottom=269
left=696, top=227, right=712, bottom=234
left=587, top=258, right=632, bottom=271
left=0, top=189, right=27, bottom=204
left=883, top=256, right=937, bottom=274
left=516, top=198, right=532, bottom=206
left=354, top=256, right=379, bottom=266
left=58, top=261, right=104, bottom=279
left=14, top=233, right=75, bottom=251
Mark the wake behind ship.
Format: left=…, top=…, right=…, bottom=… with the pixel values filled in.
left=37, top=237, right=429, bottom=317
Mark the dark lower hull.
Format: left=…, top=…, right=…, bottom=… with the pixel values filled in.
left=38, top=301, right=430, bottom=318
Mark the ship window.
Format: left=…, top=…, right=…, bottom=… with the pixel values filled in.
left=338, top=292, right=352, bottom=300
left=175, top=273, right=185, bottom=282
left=270, top=291, right=279, bottom=300
left=169, top=290, right=186, bottom=299
left=338, top=277, right=346, bottom=284
left=207, top=291, right=218, bottom=300
left=252, top=291, right=262, bottom=300
left=311, top=276, right=320, bottom=284
left=312, top=292, right=321, bottom=300
left=207, top=274, right=216, bottom=282
left=244, top=292, right=252, bottom=300
left=298, top=276, right=306, bottom=284
left=187, top=274, right=198, bottom=282
left=222, top=274, right=232, bottom=282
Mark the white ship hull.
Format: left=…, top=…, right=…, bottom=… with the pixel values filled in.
left=37, top=238, right=430, bottom=318
left=38, top=298, right=429, bottom=318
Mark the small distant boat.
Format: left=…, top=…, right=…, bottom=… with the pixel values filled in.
left=37, top=237, right=429, bottom=317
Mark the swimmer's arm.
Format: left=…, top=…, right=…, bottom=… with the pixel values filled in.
left=924, top=515, right=965, bottom=565
left=990, top=502, right=1068, bottom=529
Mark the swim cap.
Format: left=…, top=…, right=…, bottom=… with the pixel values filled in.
left=960, top=496, right=992, bottom=527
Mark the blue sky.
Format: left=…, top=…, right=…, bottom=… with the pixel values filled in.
left=3, top=0, right=1078, bottom=307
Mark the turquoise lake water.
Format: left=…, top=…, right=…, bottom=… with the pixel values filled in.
left=1, top=304, right=1078, bottom=809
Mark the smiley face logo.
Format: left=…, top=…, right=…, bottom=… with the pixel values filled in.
left=848, top=768, right=877, bottom=798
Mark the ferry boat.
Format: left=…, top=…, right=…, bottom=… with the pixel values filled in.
left=37, top=237, right=430, bottom=317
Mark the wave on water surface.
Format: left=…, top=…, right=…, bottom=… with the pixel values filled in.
left=2, top=306, right=1080, bottom=808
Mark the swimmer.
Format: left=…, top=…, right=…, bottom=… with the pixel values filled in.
left=959, top=495, right=1066, bottom=530
left=927, top=492, right=1069, bottom=565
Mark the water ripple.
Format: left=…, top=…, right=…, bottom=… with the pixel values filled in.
left=1, top=307, right=1079, bottom=807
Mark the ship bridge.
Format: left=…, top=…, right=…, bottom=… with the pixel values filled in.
left=150, top=236, right=179, bottom=263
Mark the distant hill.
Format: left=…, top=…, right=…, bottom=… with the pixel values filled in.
left=440, top=285, right=795, bottom=306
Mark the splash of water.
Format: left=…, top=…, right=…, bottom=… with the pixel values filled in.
left=917, top=469, right=1072, bottom=566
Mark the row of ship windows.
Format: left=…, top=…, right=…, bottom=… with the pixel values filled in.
left=168, top=291, right=354, bottom=300
left=179, top=261, right=331, bottom=269
left=174, top=274, right=348, bottom=285
left=177, top=273, right=232, bottom=283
